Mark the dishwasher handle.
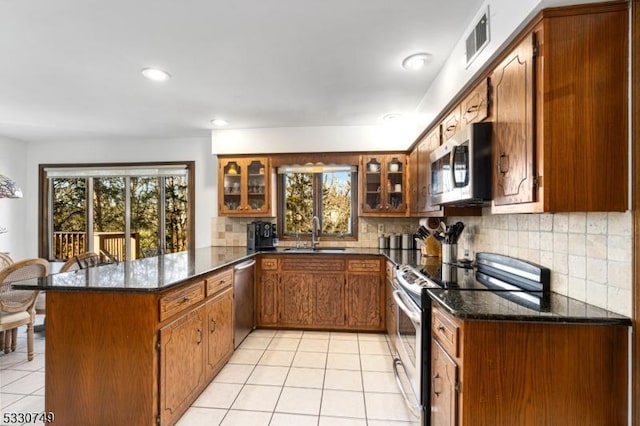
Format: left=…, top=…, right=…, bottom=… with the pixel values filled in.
left=234, top=259, right=256, bottom=271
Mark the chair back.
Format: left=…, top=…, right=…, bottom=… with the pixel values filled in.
left=0, top=252, right=13, bottom=270
left=0, top=258, right=48, bottom=312
left=59, top=252, right=100, bottom=273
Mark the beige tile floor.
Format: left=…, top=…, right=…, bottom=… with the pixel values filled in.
left=0, top=319, right=419, bottom=426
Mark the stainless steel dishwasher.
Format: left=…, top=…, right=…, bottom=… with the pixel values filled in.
left=233, top=259, right=256, bottom=348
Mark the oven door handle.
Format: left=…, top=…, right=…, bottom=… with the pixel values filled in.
left=392, top=290, right=421, bottom=323
left=392, top=357, right=422, bottom=418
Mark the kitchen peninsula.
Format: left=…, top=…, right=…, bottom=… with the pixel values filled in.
left=12, top=247, right=631, bottom=426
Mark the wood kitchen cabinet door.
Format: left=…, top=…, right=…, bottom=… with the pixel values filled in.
left=461, top=78, right=489, bottom=126
left=257, top=270, right=279, bottom=326
left=205, top=288, right=233, bottom=379
left=279, top=272, right=314, bottom=326
left=313, top=273, right=346, bottom=327
left=346, top=272, right=384, bottom=330
left=417, top=127, right=442, bottom=215
left=431, top=339, right=458, bottom=426
left=218, top=157, right=270, bottom=216
left=491, top=32, right=536, bottom=207
left=159, top=308, right=205, bottom=426
left=441, top=105, right=462, bottom=142
left=360, top=154, right=407, bottom=216
left=408, top=148, right=419, bottom=216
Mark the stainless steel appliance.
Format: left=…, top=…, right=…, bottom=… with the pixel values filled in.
left=233, top=259, right=256, bottom=348
left=247, top=221, right=278, bottom=250
left=429, top=122, right=492, bottom=206
left=392, top=253, right=550, bottom=425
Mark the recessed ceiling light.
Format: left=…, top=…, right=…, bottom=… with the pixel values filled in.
left=210, top=119, right=228, bottom=127
left=141, top=67, right=171, bottom=82
left=401, top=53, right=433, bottom=70
left=382, top=112, right=403, bottom=122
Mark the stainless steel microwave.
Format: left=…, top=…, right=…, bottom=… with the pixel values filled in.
left=429, top=122, right=492, bottom=206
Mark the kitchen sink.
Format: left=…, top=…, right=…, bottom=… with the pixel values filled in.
left=283, top=247, right=346, bottom=253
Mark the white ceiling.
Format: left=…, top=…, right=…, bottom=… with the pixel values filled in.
left=0, top=0, right=485, bottom=143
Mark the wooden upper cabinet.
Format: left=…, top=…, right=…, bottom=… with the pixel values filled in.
left=491, top=33, right=536, bottom=207
left=461, top=78, right=489, bottom=126
left=360, top=154, right=407, bottom=216
left=491, top=4, right=628, bottom=213
left=408, top=148, right=419, bottom=216
left=218, top=157, right=271, bottom=216
left=417, top=127, right=442, bottom=215
left=441, top=105, right=462, bottom=142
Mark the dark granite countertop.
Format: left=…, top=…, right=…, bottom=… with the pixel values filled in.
left=427, top=288, right=631, bottom=326
left=11, top=246, right=405, bottom=293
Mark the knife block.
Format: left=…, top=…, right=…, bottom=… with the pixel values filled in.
left=421, top=234, right=441, bottom=257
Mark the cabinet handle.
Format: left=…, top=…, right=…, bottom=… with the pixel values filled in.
left=498, top=152, right=510, bottom=174
left=196, top=328, right=202, bottom=344
left=446, top=124, right=456, bottom=131
left=437, top=325, right=445, bottom=333
left=466, top=104, right=479, bottom=113
left=182, top=296, right=190, bottom=303
left=210, top=318, right=216, bottom=333
left=433, top=372, right=442, bottom=396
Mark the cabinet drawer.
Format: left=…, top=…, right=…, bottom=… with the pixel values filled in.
left=159, top=281, right=205, bottom=322
left=281, top=257, right=345, bottom=271
left=348, top=258, right=381, bottom=272
left=206, top=268, right=233, bottom=296
left=461, top=78, right=489, bottom=126
left=260, top=257, right=278, bottom=271
left=432, top=307, right=460, bottom=357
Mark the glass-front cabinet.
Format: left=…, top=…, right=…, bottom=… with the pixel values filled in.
left=218, top=157, right=270, bottom=216
left=360, top=154, right=407, bottom=216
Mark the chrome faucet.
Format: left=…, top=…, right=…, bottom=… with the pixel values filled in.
left=311, top=215, right=320, bottom=249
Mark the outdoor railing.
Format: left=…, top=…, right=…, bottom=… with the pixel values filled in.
left=53, top=231, right=140, bottom=261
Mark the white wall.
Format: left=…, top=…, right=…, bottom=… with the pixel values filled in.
left=0, top=136, right=29, bottom=259
left=15, top=137, right=216, bottom=257
left=211, top=0, right=611, bottom=154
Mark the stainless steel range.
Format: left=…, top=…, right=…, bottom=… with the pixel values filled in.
left=391, top=252, right=550, bottom=426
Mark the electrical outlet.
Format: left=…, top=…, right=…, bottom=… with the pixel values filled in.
left=378, top=223, right=384, bottom=234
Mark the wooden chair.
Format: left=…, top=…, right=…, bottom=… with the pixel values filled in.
left=34, top=252, right=100, bottom=327
left=0, top=258, right=48, bottom=360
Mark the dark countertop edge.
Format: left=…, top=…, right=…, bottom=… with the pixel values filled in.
left=12, top=247, right=400, bottom=293
left=428, top=290, right=632, bottom=326
left=444, top=311, right=632, bottom=326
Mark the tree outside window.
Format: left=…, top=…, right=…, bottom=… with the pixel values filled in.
left=280, top=166, right=356, bottom=239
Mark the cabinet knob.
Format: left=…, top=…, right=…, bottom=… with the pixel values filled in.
left=437, top=325, right=445, bottom=333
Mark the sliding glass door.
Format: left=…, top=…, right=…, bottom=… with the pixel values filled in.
left=45, top=164, right=192, bottom=262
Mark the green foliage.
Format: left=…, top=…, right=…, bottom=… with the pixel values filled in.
left=283, top=171, right=352, bottom=236
left=51, top=174, right=188, bottom=260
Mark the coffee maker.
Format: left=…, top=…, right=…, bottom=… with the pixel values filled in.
left=247, top=221, right=278, bottom=250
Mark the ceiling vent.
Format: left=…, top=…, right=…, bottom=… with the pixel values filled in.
left=465, top=7, right=490, bottom=66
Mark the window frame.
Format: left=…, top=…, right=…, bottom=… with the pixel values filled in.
left=38, top=161, right=195, bottom=260
left=276, top=168, right=358, bottom=242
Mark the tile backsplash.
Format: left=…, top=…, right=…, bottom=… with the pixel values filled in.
left=449, top=211, right=632, bottom=316
left=210, top=216, right=419, bottom=249
left=211, top=211, right=632, bottom=317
